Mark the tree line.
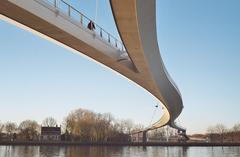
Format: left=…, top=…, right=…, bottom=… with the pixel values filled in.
left=0, top=108, right=143, bottom=142
left=206, top=123, right=240, bottom=142
left=0, top=117, right=59, bottom=141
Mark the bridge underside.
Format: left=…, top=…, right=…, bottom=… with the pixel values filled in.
left=0, top=0, right=185, bottom=132
left=110, top=0, right=185, bottom=131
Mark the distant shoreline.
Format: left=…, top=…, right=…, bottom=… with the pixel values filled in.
left=1, top=141, right=240, bottom=147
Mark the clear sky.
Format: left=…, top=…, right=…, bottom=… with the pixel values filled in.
left=0, top=0, right=240, bottom=134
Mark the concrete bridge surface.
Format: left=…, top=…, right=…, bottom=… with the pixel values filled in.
left=0, top=0, right=186, bottom=134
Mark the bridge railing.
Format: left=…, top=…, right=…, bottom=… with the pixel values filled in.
left=43, top=0, right=126, bottom=52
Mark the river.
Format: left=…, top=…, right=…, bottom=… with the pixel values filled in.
left=0, top=146, right=240, bottom=157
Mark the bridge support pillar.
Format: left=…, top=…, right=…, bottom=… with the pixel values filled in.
left=137, top=132, right=140, bottom=142
left=143, top=130, right=147, bottom=144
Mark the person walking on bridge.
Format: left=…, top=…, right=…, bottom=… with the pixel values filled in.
left=88, top=20, right=95, bottom=31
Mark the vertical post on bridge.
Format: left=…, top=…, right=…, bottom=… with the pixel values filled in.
left=80, top=14, right=83, bottom=25
left=100, top=28, right=102, bottom=38
left=108, top=33, right=110, bottom=43
left=137, top=132, right=140, bottom=142
left=115, top=39, right=117, bottom=48
left=68, top=5, right=70, bottom=17
left=143, top=130, right=147, bottom=144
left=54, top=0, right=57, bottom=8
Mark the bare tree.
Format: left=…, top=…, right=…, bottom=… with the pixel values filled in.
left=156, top=128, right=167, bottom=138
left=215, top=124, right=227, bottom=134
left=4, top=122, right=17, bottom=139
left=0, top=122, right=4, bottom=134
left=120, top=119, right=134, bottom=134
left=64, top=108, right=135, bottom=142
left=132, top=124, right=144, bottom=133
left=232, top=123, right=240, bottom=132
left=42, top=117, right=57, bottom=127
left=18, top=120, right=40, bottom=140
left=64, top=108, right=96, bottom=141
left=207, top=124, right=227, bottom=143
left=207, top=126, right=216, bottom=134
left=0, top=122, right=4, bottom=140
left=215, top=124, right=227, bottom=143
left=229, top=123, right=240, bottom=142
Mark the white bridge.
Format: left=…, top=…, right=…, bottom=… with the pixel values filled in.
left=0, top=0, right=186, bottom=133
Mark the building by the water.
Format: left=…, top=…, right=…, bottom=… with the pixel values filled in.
left=40, top=126, right=61, bottom=141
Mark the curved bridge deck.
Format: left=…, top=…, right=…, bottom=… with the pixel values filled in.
left=0, top=0, right=185, bottom=132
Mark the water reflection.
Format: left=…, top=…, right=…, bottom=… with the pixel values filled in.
left=40, top=146, right=60, bottom=157
left=206, top=146, right=240, bottom=157
left=0, top=146, right=240, bottom=157
left=0, top=146, right=39, bottom=157
left=64, top=146, right=124, bottom=157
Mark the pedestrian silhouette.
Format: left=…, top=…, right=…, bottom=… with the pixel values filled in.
left=88, top=20, right=95, bottom=31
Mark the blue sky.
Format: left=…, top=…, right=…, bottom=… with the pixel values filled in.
left=0, top=0, right=240, bottom=134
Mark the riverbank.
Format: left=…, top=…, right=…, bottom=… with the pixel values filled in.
left=1, top=141, right=240, bottom=146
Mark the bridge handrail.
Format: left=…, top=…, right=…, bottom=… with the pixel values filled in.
left=43, top=0, right=125, bottom=52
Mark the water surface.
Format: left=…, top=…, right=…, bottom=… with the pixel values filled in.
left=0, top=146, right=240, bottom=157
